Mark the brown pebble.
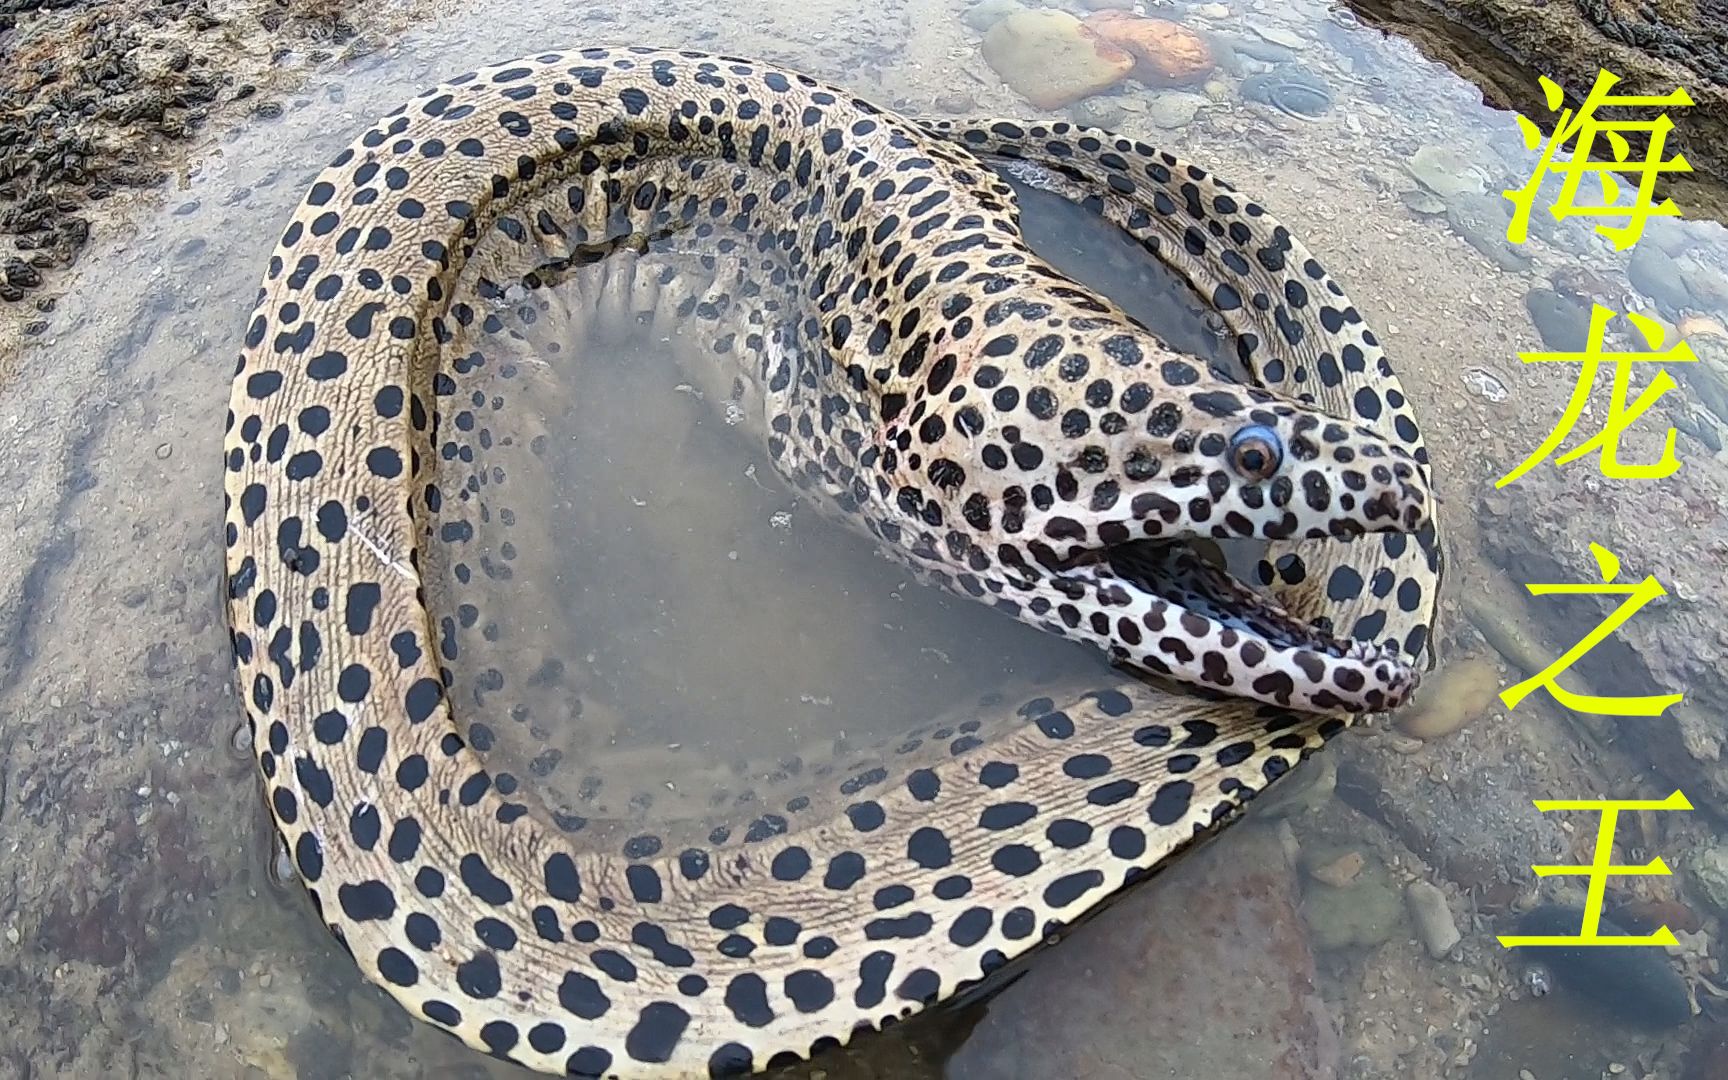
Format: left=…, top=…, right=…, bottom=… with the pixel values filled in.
left=1309, top=851, right=1364, bottom=887
left=1395, top=656, right=1499, bottom=739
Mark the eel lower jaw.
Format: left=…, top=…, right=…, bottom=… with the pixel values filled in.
left=1049, top=539, right=1422, bottom=713
left=1101, top=539, right=1399, bottom=662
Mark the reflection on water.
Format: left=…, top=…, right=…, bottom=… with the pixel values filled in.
left=1, top=0, right=1726, bottom=1077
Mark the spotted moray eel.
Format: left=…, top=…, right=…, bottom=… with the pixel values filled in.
left=223, top=46, right=1441, bottom=1079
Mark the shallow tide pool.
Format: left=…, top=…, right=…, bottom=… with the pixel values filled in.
left=2, top=1, right=1726, bottom=1078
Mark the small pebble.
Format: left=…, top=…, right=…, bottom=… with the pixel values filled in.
left=269, top=840, right=298, bottom=886
left=1145, top=91, right=1209, bottom=129
left=1275, top=820, right=1301, bottom=866
left=3, top=260, right=42, bottom=288
left=1523, top=965, right=1552, bottom=997
left=1253, top=26, right=1305, bottom=49
left=1406, top=881, right=1462, bottom=958
left=1387, top=733, right=1425, bottom=754
left=1302, top=848, right=1404, bottom=949
left=1070, top=96, right=1127, bottom=129
left=1686, top=843, right=1728, bottom=917
left=1310, top=850, right=1364, bottom=887
left=962, top=0, right=1026, bottom=33
left=1396, top=656, right=1498, bottom=739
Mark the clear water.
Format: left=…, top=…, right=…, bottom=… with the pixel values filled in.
left=1, top=0, right=1725, bottom=1077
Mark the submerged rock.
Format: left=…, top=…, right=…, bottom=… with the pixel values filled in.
left=982, top=10, right=1135, bottom=109
left=1083, top=11, right=1216, bottom=86
left=1401, top=188, right=1447, bottom=216
left=1347, top=0, right=1728, bottom=222
left=1506, top=904, right=1692, bottom=1029
left=961, top=0, right=1026, bottom=33
left=1068, top=95, right=1128, bottom=130
left=1630, top=241, right=1695, bottom=316
left=1471, top=390, right=1728, bottom=812
left=1300, top=844, right=1405, bottom=950
left=1251, top=24, right=1307, bottom=50
left=1445, top=191, right=1534, bottom=273
left=1678, top=251, right=1728, bottom=313
left=1687, top=842, right=1728, bottom=917
left=1257, top=753, right=1337, bottom=819
left=1228, top=33, right=1298, bottom=65
left=1406, top=881, right=1463, bottom=958
left=1675, top=316, right=1728, bottom=425
left=1145, top=91, right=1210, bottom=130
left=949, top=825, right=1338, bottom=1079
left=1406, top=143, right=1489, bottom=201
left=1395, top=655, right=1499, bottom=739
left=1524, top=286, right=1594, bottom=352
left=1239, top=65, right=1333, bottom=118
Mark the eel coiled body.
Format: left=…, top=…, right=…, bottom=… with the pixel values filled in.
left=223, top=45, right=1441, bottom=1078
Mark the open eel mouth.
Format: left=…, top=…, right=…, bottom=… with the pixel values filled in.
left=1058, top=538, right=1422, bottom=715
left=1113, top=541, right=1394, bottom=659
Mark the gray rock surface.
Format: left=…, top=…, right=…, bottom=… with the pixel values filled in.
left=948, top=824, right=1338, bottom=1080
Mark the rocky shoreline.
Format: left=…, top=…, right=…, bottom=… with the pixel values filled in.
left=1349, top=0, right=1728, bottom=221
left=0, top=0, right=426, bottom=379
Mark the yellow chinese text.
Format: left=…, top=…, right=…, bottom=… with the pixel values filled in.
left=1497, top=307, right=1694, bottom=488
left=1505, top=70, right=1691, bottom=250
left=1499, top=790, right=1693, bottom=947
left=1500, top=543, right=1684, bottom=717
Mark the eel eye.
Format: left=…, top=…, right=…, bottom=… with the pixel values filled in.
left=1228, top=424, right=1283, bottom=481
